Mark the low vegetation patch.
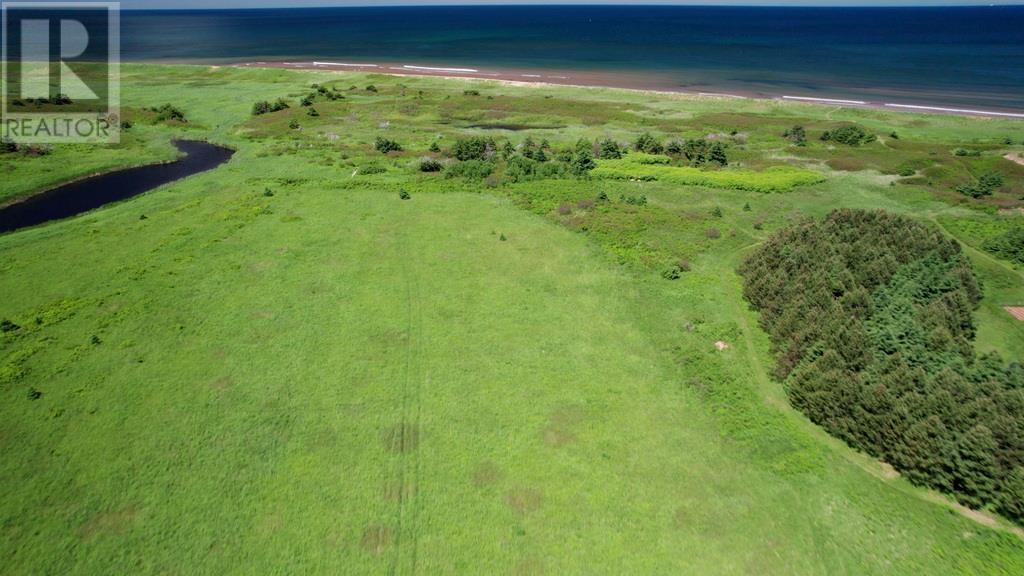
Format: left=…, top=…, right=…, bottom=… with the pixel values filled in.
left=591, top=154, right=824, bottom=193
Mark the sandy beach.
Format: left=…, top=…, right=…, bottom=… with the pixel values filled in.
left=236, top=60, right=1024, bottom=120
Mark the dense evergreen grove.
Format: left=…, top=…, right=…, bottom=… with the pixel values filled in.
left=740, top=209, right=1024, bottom=522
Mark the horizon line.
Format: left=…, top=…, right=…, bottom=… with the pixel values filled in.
left=117, top=2, right=1024, bottom=11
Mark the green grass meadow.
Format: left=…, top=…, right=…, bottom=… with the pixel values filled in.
left=2, top=64, right=1024, bottom=574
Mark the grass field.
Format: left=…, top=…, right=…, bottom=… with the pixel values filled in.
left=2, top=64, right=1024, bottom=574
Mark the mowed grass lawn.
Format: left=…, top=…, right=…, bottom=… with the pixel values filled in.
left=2, top=65, right=1024, bottom=574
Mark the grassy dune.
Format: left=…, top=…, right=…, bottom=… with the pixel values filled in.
left=2, top=64, right=1024, bottom=574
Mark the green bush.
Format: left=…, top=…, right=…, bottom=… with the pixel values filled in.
left=954, top=148, right=982, bottom=157
left=358, top=165, right=387, bottom=175
left=375, top=137, right=403, bottom=154
left=784, top=126, right=807, bottom=145
left=251, top=99, right=289, bottom=116
left=957, top=171, right=1004, bottom=198
left=451, top=137, right=495, bottom=161
left=445, top=160, right=494, bottom=180
left=599, top=139, right=623, bottom=159
left=419, top=159, right=444, bottom=173
left=152, top=103, right=187, bottom=122
left=821, top=125, right=873, bottom=146
left=634, top=132, right=664, bottom=154
left=984, top=226, right=1024, bottom=265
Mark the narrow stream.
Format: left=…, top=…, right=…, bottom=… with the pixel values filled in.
left=0, top=140, right=234, bottom=234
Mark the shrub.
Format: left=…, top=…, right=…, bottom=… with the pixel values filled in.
left=984, top=226, right=1024, bottom=266
left=662, top=259, right=691, bottom=280
left=711, top=206, right=723, bottom=218
left=821, top=125, right=873, bottom=146
left=451, top=136, right=495, bottom=161
left=375, top=137, right=403, bottom=154
left=505, top=156, right=538, bottom=183
left=954, top=148, right=982, bottom=157
left=682, top=139, right=728, bottom=167
left=571, top=147, right=596, bottom=176
left=419, top=159, right=443, bottom=172
left=0, top=137, right=17, bottom=153
left=463, top=89, right=480, bottom=96
left=252, top=99, right=289, bottom=116
left=288, top=120, right=300, bottom=130
left=399, top=189, right=411, bottom=200
left=634, top=132, right=664, bottom=154
left=705, top=228, right=721, bottom=239
left=957, top=171, right=1004, bottom=198
left=358, top=165, right=387, bottom=175
left=521, top=137, right=547, bottom=162
left=784, top=126, right=807, bottom=145
left=300, top=94, right=314, bottom=107
left=597, top=191, right=609, bottom=203
left=429, top=141, right=442, bottom=153
left=307, top=108, right=319, bottom=117
left=1, top=319, right=19, bottom=333
left=366, top=85, right=378, bottom=93
left=743, top=202, right=752, bottom=212
left=599, top=139, right=623, bottom=159
left=898, top=167, right=916, bottom=177
left=152, top=103, right=186, bottom=123
left=444, top=160, right=493, bottom=180
left=662, top=266, right=682, bottom=280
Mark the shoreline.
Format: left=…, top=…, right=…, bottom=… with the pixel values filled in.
left=232, top=60, right=1024, bottom=120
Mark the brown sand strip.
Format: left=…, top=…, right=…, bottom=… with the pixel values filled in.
left=1005, top=307, right=1024, bottom=321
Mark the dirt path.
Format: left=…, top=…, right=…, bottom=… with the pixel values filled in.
left=1006, top=153, right=1024, bottom=167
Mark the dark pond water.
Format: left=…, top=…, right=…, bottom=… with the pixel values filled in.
left=0, top=140, right=234, bottom=234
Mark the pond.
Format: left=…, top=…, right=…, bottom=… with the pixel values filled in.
left=0, top=140, right=234, bottom=234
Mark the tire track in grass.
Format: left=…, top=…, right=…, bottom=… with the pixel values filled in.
left=388, top=204, right=424, bottom=576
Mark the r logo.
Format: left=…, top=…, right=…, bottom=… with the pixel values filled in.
left=2, top=2, right=120, bottom=143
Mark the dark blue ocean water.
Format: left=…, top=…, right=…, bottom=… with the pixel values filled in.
left=120, top=5, right=1024, bottom=111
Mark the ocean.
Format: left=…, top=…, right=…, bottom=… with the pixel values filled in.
left=119, top=5, right=1024, bottom=112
